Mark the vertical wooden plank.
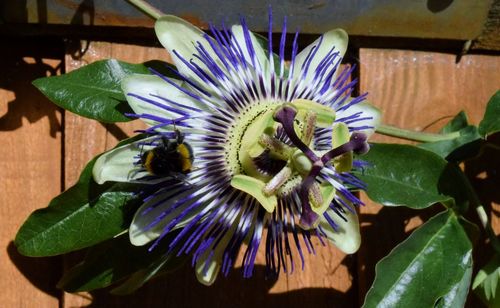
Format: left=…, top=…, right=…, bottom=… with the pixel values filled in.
left=284, top=238, right=357, bottom=306
left=0, top=41, right=62, bottom=307
left=62, top=41, right=165, bottom=307
left=357, top=49, right=500, bottom=303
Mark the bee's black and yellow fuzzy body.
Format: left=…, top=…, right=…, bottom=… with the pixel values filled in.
left=141, top=130, right=193, bottom=176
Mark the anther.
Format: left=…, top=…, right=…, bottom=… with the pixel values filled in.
left=259, top=134, right=294, bottom=160
left=301, top=111, right=317, bottom=146
left=308, top=182, right=323, bottom=209
left=263, top=166, right=292, bottom=196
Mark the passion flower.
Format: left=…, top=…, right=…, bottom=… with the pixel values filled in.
left=92, top=12, right=380, bottom=285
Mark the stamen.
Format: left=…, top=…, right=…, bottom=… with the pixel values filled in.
left=259, top=134, right=294, bottom=160
left=301, top=111, right=317, bottom=146
left=308, top=182, right=323, bottom=208
left=263, top=166, right=292, bottom=196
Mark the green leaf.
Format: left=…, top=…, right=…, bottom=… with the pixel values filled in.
left=418, top=111, right=482, bottom=161
left=363, top=210, right=473, bottom=308
left=473, top=254, right=500, bottom=308
left=435, top=218, right=478, bottom=308
left=110, top=245, right=185, bottom=295
left=58, top=232, right=184, bottom=292
left=479, top=90, right=500, bottom=137
left=435, top=262, right=473, bottom=308
left=441, top=111, right=470, bottom=133
left=14, top=136, right=145, bottom=256
left=32, top=59, right=174, bottom=123
left=15, top=160, right=139, bottom=256
left=353, top=144, right=468, bottom=210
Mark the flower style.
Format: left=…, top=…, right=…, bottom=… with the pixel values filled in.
left=92, top=13, right=380, bottom=285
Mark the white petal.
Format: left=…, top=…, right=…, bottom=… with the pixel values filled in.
left=195, top=255, right=221, bottom=286
left=92, top=140, right=149, bottom=184
left=194, top=210, right=239, bottom=285
left=292, top=29, right=348, bottom=84
left=122, top=74, right=207, bottom=128
left=338, top=101, right=382, bottom=137
left=155, top=15, right=220, bottom=87
left=129, top=187, right=202, bottom=246
left=231, top=25, right=270, bottom=72
left=319, top=208, right=361, bottom=254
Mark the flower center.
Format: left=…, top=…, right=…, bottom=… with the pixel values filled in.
left=224, top=101, right=280, bottom=178
left=225, top=99, right=368, bottom=229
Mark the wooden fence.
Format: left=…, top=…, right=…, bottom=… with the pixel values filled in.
left=1, top=35, right=499, bottom=307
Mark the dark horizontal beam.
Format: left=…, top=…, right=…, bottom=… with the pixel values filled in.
left=4, top=23, right=498, bottom=58
left=1, top=0, right=493, bottom=40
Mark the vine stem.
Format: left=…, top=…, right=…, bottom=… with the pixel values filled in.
left=127, top=0, right=164, bottom=19
left=376, top=124, right=460, bottom=143
left=484, top=142, right=500, bottom=152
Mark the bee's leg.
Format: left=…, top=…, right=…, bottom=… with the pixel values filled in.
left=181, top=177, right=194, bottom=187
left=160, top=135, right=170, bottom=148
left=172, top=173, right=193, bottom=187
left=175, top=128, right=184, bottom=144
left=171, top=118, right=185, bottom=144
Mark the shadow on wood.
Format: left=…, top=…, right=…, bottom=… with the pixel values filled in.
left=82, top=263, right=355, bottom=307
left=0, top=39, right=63, bottom=137
left=464, top=133, right=500, bottom=216
left=6, top=241, right=62, bottom=299
left=357, top=204, right=442, bottom=301
left=462, top=133, right=500, bottom=307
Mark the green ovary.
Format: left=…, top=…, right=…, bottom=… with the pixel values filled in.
left=227, top=99, right=342, bottom=214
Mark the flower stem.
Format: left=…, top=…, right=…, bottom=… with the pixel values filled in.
left=376, top=124, right=460, bottom=143
left=127, top=0, right=164, bottom=19
left=476, top=205, right=500, bottom=252
left=458, top=169, right=500, bottom=253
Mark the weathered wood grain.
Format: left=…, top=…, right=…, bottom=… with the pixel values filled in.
left=0, top=42, right=63, bottom=307
left=357, top=49, right=500, bottom=303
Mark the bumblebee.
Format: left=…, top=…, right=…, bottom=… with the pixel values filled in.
left=141, top=130, right=194, bottom=176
